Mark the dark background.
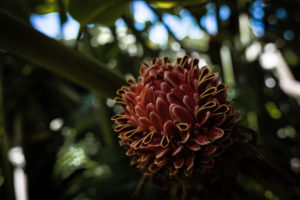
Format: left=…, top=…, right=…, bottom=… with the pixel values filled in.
left=0, top=0, right=300, bottom=199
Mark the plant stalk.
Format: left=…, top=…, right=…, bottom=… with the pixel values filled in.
left=0, top=9, right=126, bottom=98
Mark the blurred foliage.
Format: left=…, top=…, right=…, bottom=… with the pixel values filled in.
left=1, top=0, right=300, bottom=199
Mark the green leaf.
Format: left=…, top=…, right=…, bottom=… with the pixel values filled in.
left=150, top=0, right=209, bottom=8
left=0, top=9, right=126, bottom=97
left=68, top=0, right=130, bottom=27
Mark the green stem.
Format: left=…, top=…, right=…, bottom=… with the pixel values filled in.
left=97, top=95, right=114, bottom=146
left=0, top=9, right=126, bottom=98
left=0, top=55, right=14, bottom=199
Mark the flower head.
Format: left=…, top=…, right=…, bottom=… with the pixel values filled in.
left=112, top=56, right=240, bottom=177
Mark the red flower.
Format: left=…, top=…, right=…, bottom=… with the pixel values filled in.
left=112, top=56, right=240, bottom=177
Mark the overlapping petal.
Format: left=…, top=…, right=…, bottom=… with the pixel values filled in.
left=112, top=55, right=240, bottom=177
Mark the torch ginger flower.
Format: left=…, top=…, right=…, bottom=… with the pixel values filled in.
left=112, top=55, right=240, bottom=177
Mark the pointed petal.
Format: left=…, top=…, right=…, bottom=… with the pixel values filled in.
left=161, top=82, right=171, bottom=93
left=179, top=84, right=193, bottom=95
left=160, top=134, right=170, bottom=148
left=198, top=67, right=210, bottom=81
left=191, top=58, right=199, bottom=68
left=163, top=120, right=178, bottom=136
left=193, top=135, right=210, bottom=145
left=154, top=157, right=168, bottom=166
left=138, top=117, right=151, bottom=129
left=199, top=87, right=217, bottom=99
left=172, top=105, right=193, bottom=123
left=169, top=166, right=178, bottom=176
left=167, top=93, right=182, bottom=105
left=180, top=131, right=190, bottom=144
left=184, top=168, right=193, bottom=177
left=172, top=145, right=184, bottom=156
left=176, top=123, right=189, bottom=132
left=183, top=95, right=194, bottom=112
left=130, top=157, right=139, bottom=166
left=173, top=157, right=184, bottom=169
left=148, top=163, right=160, bottom=173
left=185, top=153, right=195, bottom=171
left=126, top=148, right=135, bottom=156
left=214, top=83, right=227, bottom=100
left=207, top=128, right=224, bottom=140
left=142, top=131, right=155, bottom=144
left=132, top=138, right=144, bottom=150
left=135, top=105, right=147, bottom=118
left=156, top=148, right=171, bottom=159
left=150, top=111, right=163, bottom=131
left=164, top=71, right=182, bottom=88
left=203, top=145, right=217, bottom=155
left=171, top=88, right=185, bottom=100
left=187, top=143, right=201, bottom=151
left=146, top=103, right=155, bottom=115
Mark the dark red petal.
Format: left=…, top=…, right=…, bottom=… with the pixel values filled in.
left=161, top=82, right=171, bottom=93
left=142, top=131, right=155, bottom=144
left=185, top=153, right=195, bottom=171
left=132, top=138, right=144, bottom=150
left=148, top=163, right=160, bottom=173
left=130, top=157, right=139, bottom=166
left=187, top=143, right=201, bottom=151
left=167, top=93, right=183, bottom=105
left=197, top=73, right=217, bottom=92
left=163, top=57, right=170, bottom=65
left=138, top=117, right=151, bottom=129
left=172, top=105, right=193, bottom=123
left=152, top=57, right=159, bottom=65
left=145, top=103, right=155, bottom=118
left=126, top=148, right=135, bottom=156
left=199, top=67, right=210, bottom=80
left=199, top=87, right=217, bottom=99
left=207, top=127, right=224, bottom=140
left=154, top=157, right=168, bottom=166
left=149, top=68, right=158, bottom=78
left=180, top=131, right=190, bottom=144
left=176, top=123, right=189, bottom=132
left=203, top=145, right=217, bottom=155
left=169, top=166, right=178, bottom=176
left=140, top=141, right=160, bottom=151
left=184, top=168, right=193, bottom=177
left=164, top=71, right=181, bottom=88
left=171, top=88, right=185, bottom=100
left=141, top=85, right=155, bottom=106
left=172, top=145, right=184, bottom=156
left=135, top=105, right=147, bottom=118
left=183, top=95, right=194, bottom=112
left=150, top=111, right=163, bottom=131
left=173, top=157, right=184, bottom=169
left=141, top=154, right=152, bottom=163
left=179, top=55, right=189, bottom=67
left=163, top=120, right=178, bottom=136
left=192, top=67, right=199, bottom=80
left=137, top=161, right=148, bottom=169
left=179, top=83, right=193, bottom=96
left=137, top=155, right=151, bottom=168
left=160, top=134, right=170, bottom=148
left=214, top=83, right=227, bottom=100
left=213, top=114, right=227, bottom=126
left=197, top=111, right=210, bottom=127
left=156, top=148, right=171, bottom=159
left=212, top=104, right=229, bottom=116
left=156, top=97, right=171, bottom=121
left=124, top=92, right=136, bottom=105
left=191, top=58, right=199, bottom=68
left=193, top=135, right=210, bottom=145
